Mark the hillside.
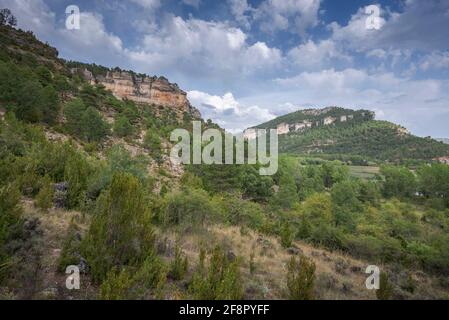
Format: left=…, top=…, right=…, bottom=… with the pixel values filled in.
left=2, top=22, right=449, bottom=302
left=248, top=107, right=449, bottom=162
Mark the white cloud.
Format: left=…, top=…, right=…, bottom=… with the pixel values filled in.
left=128, top=0, right=161, bottom=10
left=59, top=13, right=124, bottom=63
left=228, top=0, right=253, bottom=29
left=127, top=16, right=282, bottom=79
left=188, top=90, right=276, bottom=133
left=254, top=0, right=322, bottom=37
left=287, top=39, right=351, bottom=69
left=419, top=51, right=449, bottom=71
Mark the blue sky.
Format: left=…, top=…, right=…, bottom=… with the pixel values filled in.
left=2, top=0, right=449, bottom=136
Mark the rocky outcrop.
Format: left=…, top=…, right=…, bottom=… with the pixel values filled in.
left=75, top=68, right=201, bottom=119
left=247, top=111, right=371, bottom=137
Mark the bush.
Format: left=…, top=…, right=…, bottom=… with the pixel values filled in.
left=286, top=255, right=316, bottom=300
left=189, top=246, right=243, bottom=300
left=0, top=184, right=23, bottom=281
left=57, top=221, right=82, bottom=272
left=380, top=166, right=416, bottom=198
left=301, top=193, right=333, bottom=225
left=162, top=188, right=217, bottom=227
left=35, top=176, right=54, bottom=212
left=376, top=272, right=393, bottom=300
left=82, top=107, right=110, bottom=142
left=64, top=99, right=109, bottom=142
left=280, top=223, right=294, bottom=248
left=100, top=268, right=135, bottom=300
left=82, top=173, right=155, bottom=282
left=144, top=129, right=162, bottom=163
left=113, top=116, right=134, bottom=138
left=169, top=244, right=188, bottom=281
left=133, top=252, right=167, bottom=296
left=64, top=152, right=91, bottom=209
left=417, top=163, right=449, bottom=208
left=219, top=194, right=266, bottom=230
left=238, top=166, right=274, bottom=201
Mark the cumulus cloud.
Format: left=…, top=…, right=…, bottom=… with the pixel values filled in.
left=127, top=16, right=282, bottom=79
left=287, top=39, right=352, bottom=69
left=254, top=0, right=322, bottom=37
left=188, top=91, right=276, bottom=133
left=228, top=0, right=253, bottom=29
left=59, top=13, right=124, bottom=65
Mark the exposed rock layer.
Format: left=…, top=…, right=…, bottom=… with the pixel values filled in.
left=76, top=69, right=201, bottom=119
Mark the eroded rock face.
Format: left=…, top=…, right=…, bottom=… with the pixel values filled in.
left=76, top=69, right=201, bottom=119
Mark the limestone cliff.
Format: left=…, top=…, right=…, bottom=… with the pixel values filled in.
left=75, top=68, right=201, bottom=119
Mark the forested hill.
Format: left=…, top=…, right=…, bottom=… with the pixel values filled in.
left=250, top=107, right=449, bottom=163
left=254, top=107, right=374, bottom=130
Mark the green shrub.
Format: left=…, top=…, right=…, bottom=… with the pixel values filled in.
left=286, top=255, right=316, bottom=300
left=169, top=244, right=188, bottom=281
left=0, top=184, right=23, bottom=279
left=82, top=173, right=155, bottom=282
left=380, top=165, right=416, bottom=198
left=162, top=188, right=217, bottom=227
left=64, top=99, right=109, bottom=142
left=82, top=107, right=110, bottom=142
left=280, top=223, right=294, bottom=248
left=134, top=252, right=167, bottom=292
left=113, top=116, right=134, bottom=138
left=57, top=221, right=82, bottom=272
left=219, top=194, right=266, bottom=230
left=376, top=272, right=393, bottom=300
left=64, top=152, right=91, bottom=209
left=100, top=268, right=135, bottom=300
left=144, top=129, right=162, bottom=163
left=35, top=176, right=54, bottom=212
left=189, top=246, right=243, bottom=300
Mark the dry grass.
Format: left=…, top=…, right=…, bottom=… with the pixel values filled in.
left=15, top=200, right=449, bottom=300
left=160, top=225, right=377, bottom=300
left=20, top=199, right=96, bottom=300
left=160, top=224, right=449, bottom=300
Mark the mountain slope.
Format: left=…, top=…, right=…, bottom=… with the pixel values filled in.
left=249, top=107, right=449, bottom=162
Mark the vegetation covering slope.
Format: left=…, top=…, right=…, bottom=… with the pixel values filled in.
left=253, top=107, right=449, bottom=163
left=2, top=18, right=449, bottom=301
